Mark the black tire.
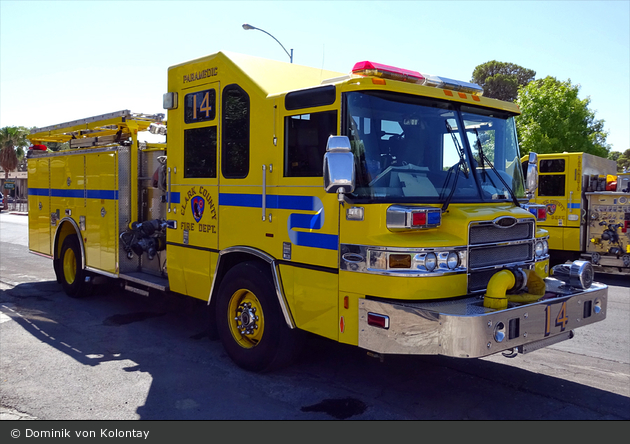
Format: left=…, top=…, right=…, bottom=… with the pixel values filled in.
left=216, top=261, right=301, bottom=372
left=59, top=234, right=92, bottom=298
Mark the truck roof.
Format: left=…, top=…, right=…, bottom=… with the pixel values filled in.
left=167, top=51, right=520, bottom=114
left=168, top=51, right=345, bottom=98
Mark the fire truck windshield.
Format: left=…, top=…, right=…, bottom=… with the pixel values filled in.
left=344, top=91, right=525, bottom=203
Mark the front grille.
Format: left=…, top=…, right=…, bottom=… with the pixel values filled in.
left=467, top=219, right=535, bottom=293
left=469, top=220, right=533, bottom=245
left=468, top=269, right=497, bottom=292
left=469, top=243, right=532, bottom=269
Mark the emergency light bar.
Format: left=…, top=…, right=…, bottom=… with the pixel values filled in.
left=352, top=61, right=425, bottom=84
left=352, top=61, right=484, bottom=95
left=422, top=75, right=484, bottom=95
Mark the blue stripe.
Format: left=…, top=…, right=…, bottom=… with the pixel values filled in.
left=290, top=212, right=322, bottom=230
left=28, top=188, right=49, bottom=196
left=219, top=193, right=337, bottom=251
left=169, top=192, right=181, bottom=204
left=86, top=190, right=118, bottom=200
left=569, top=203, right=581, bottom=209
left=294, top=232, right=339, bottom=250
left=220, top=193, right=315, bottom=211
left=28, top=188, right=118, bottom=200
left=219, top=193, right=262, bottom=208
left=275, top=195, right=315, bottom=211
left=51, top=189, right=84, bottom=198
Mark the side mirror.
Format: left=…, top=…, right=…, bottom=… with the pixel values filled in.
left=323, top=136, right=355, bottom=201
left=526, top=152, right=538, bottom=199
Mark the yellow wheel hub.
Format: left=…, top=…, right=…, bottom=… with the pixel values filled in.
left=63, top=248, right=77, bottom=285
left=227, top=289, right=265, bottom=349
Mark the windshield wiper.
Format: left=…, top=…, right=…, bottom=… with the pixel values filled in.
left=474, top=128, right=521, bottom=208
left=445, top=121, right=469, bottom=178
left=441, top=121, right=469, bottom=212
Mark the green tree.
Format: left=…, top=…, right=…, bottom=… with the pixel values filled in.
left=0, top=126, right=30, bottom=179
left=612, top=149, right=630, bottom=172
left=471, top=60, right=536, bottom=102
left=516, top=76, right=610, bottom=158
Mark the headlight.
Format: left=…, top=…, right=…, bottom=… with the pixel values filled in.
left=447, top=252, right=460, bottom=269
left=535, top=241, right=544, bottom=257
left=543, top=239, right=549, bottom=255
left=425, top=253, right=437, bottom=271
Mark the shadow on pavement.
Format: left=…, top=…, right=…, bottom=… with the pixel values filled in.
left=1, top=279, right=629, bottom=420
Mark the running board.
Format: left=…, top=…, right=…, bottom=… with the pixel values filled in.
left=124, top=284, right=150, bottom=297
left=119, top=272, right=169, bottom=292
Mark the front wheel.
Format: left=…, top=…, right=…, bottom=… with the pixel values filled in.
left=59, top=234, right=92, bottom=298
left=216, top=262, right=301, bottom=372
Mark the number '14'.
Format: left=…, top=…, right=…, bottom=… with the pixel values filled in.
left=192, top=92, right=212, bottom=120
left=545, top=301, right=569, bottom=336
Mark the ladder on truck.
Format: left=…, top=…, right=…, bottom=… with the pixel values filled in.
left=29, top=110, right=166, bottom=148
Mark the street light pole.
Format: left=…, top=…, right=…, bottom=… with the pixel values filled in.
left=242, top=23, right=293, bottom=63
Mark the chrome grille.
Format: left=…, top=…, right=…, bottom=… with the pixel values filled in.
left=468, top=269, right=497, bottom=292
left=469, top=220, right=533, bottom=245
left=467, top=218, right=535, bottom=293
left=469, top=243, right=532, bottom=269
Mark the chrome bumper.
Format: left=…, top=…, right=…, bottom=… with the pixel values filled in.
left=358, top=278, right=607, bottom=358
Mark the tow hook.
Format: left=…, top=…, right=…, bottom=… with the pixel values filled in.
left=367, top=352, right=385, bottom=362
left=502, top=348, right=519, bottom=358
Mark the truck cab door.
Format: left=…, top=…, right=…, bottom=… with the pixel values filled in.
left=274, top=108, right=341, bottom=342
left=166, top=83, right=220, bottom=300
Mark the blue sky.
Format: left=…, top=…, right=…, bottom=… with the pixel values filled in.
left=1, top=0, right=628, bottom=152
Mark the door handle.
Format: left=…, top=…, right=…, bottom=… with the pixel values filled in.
left=167, top=167, right=172, bottom=213
left=262, top=164, right=267, bottom=221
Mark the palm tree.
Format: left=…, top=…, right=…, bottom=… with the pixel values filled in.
left=0, top=126, right=30, bottom=179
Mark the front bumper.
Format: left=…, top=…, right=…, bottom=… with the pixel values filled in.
left=358, top=278, right=607, bottom=358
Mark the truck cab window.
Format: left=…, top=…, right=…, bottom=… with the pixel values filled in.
left=538, top=159, right=566, bottom=196
left=538, top=175, right=565, bottom=196
left=284, top=110, right=337, bottom=177
left=540, top=159, right=565, bottom=173
left=222, top=84, right=250, bottom=178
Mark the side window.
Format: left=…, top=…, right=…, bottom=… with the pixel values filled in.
left=184, top=126, right=217, bottom=178
left=538, top=159, right=566, bottom=196
left=539, top=175, right=565, bottom=196
left=540, top=159, right=565, bottom=173
left=284, top=110, right=337, bottom=177
left=222, top=84, right=250, bottom=178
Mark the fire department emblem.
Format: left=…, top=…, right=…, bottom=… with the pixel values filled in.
left=191, top=196, right=205, bottom=222
left=546, top=203, right=556, bottom=215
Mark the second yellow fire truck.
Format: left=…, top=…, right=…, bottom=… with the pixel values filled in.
left=27, top=52, right=608, bottom=371
left=525, top=151, right=630, bottom=275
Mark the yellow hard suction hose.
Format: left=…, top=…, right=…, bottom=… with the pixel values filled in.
left=483, top=268, right=546, bottom=310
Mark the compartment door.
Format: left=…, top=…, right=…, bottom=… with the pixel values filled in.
left=28, top=157, right=51, bottom=255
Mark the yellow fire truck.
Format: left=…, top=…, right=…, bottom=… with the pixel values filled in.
left=524, top=151, right=630, bottom=274
left=27, top=52, right=608, bottom=372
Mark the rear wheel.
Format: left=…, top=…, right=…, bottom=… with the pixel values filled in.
left=59, top=235, right=92, bottom=298
left=216, top=261, right=300, bottom=372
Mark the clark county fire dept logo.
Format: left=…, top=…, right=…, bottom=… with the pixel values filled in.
left=192, top=196, right=205, bottom=222
left=546, top=203, right=556, bottom=215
